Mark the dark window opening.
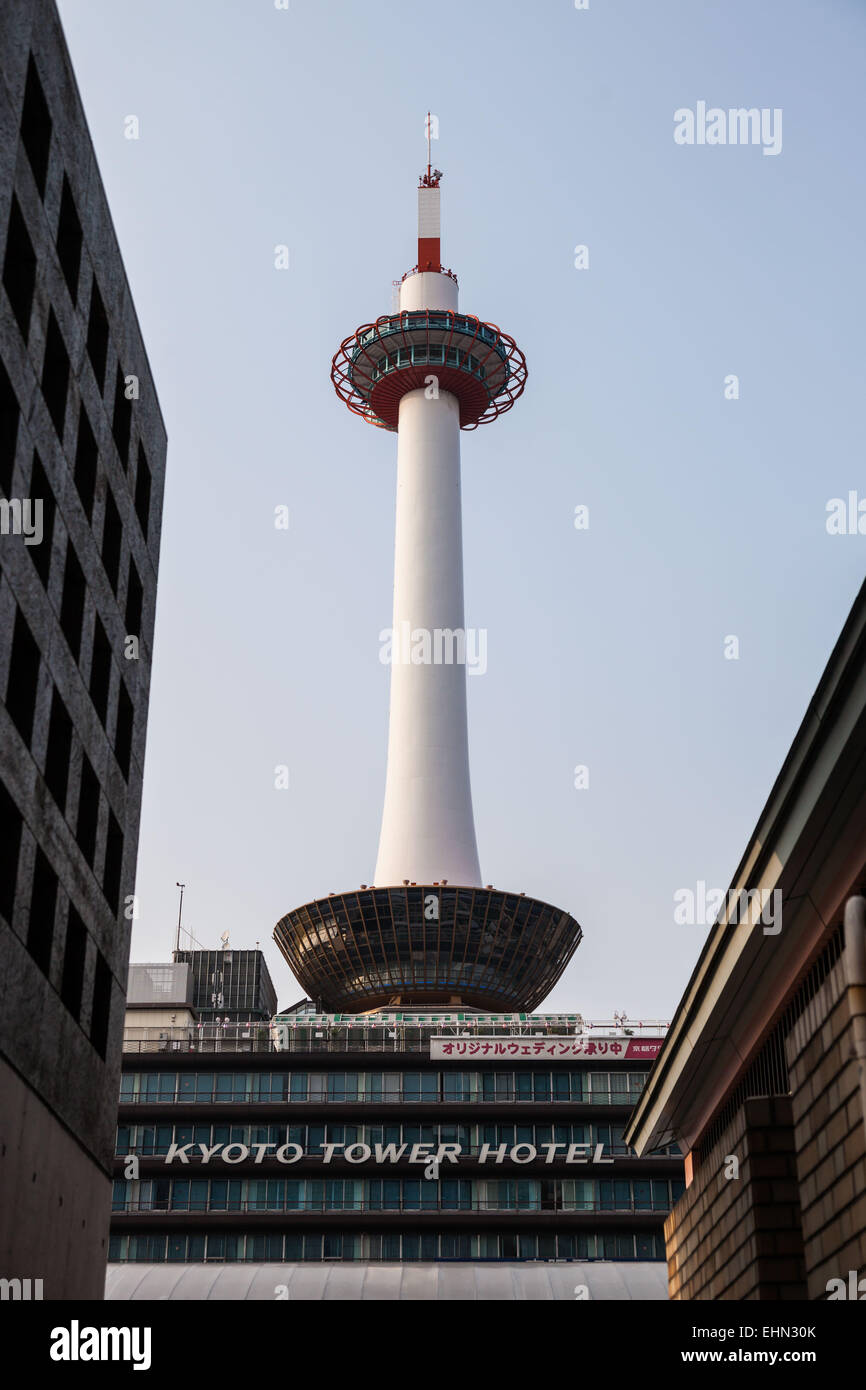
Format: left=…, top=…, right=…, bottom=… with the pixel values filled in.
left=114, top=682, right=134, bottom=781
left=3, top=194, right=37, bottom=341
left=0, top=358, right=20, bottom=496
left=76, top=754, right=99, bottom=868
left=0, top=777, right=23, bottom=921
left=41, top=309, right=70, bottom=441
left=90, top=951, right=112, bottom=1058
left=44, top=689, right=73, bottom=814
left=59, top=541, right=86, bottom=661
left=21, top=55, right=52, bottom=198
left=86, top=278, right=109, bottom=391
left=61, top=905, right=87, bottom=1023
left=89, top=613, right=111, bottom=727
left=111, top=363, right=132, bottom=469
left=6, top=607, right=40, bottom=747
left=28, top=451, right=54, bottom=587
left=27, top=847, right=58, bottom=976
left=73, top=405, right=97, bottom=520
left=134, top=443, right=151, bottom=541
left=56, top=175, right=82, bottom=304
left=125, top=559, right=142, bottom=636
left=101, top=487, right=122, bottom=593
left=103, top=810, right=123, bottom=915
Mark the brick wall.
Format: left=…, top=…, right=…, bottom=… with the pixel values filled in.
left=786, top=952, right=866, bottom=1298
left=664, top=1096, right=807, bottom=1300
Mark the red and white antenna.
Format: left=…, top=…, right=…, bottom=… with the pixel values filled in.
left=418, top=112, right=442, bottom=271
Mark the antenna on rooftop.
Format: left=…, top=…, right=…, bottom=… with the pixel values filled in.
left=173, top=882, right=185, bottom=957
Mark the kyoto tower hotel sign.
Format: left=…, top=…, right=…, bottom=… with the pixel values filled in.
left=274, top=143, right=582, bottom=1013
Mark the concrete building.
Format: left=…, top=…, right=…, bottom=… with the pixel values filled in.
left=124, top=962, right=196, bottom=1035
left=0, top=0, right=166, bottom=1299
left=626, top=579, right=866, bottom=1301
left=173, top=947, right=278, bottom=1023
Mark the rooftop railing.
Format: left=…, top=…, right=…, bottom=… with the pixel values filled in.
left=122, top=1018, right=668, bottom=1056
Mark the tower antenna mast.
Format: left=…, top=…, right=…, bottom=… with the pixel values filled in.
left=426, top=110, right=432, bottom=182
left=174, top=881, right=186, bottom=957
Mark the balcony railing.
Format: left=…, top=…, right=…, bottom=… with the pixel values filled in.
left=122, top=1019, right=668, bottom=1056
left=113, top=1197, right=672, bottom=1216
left=119, top=1089, right=644, bottom=1106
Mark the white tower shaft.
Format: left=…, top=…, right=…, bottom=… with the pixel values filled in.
left=373, top=269, right=482, bottom=887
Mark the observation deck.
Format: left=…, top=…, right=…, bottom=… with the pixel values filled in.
left=274, top=885, right=582, bottom=1014
left=331, top=310, right=527, bottom=431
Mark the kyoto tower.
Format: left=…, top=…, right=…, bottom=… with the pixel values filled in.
left=274, top=132, right=582, bottom=1012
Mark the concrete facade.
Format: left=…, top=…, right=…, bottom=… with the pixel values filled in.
left=0, top=0, right=166, bottom=1299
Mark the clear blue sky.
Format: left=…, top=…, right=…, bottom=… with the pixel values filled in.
left=56, top=0, right=866, bottom=1018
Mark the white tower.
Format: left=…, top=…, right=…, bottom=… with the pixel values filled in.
left=331, top=157, right=527, bottom=889
left=276, top=140, right=581, bottom=1015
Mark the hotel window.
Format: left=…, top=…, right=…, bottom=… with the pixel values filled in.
left=442, top=1071, right=476, bottom=1102
left=598, top=1179, right=632, bottom=1212
left=552, top=1071, right=571, bottom=1099
left=403, top=1071, right=438, bottom=1101
left=628, top=1072, right=647, bottom=1101
left=367, top=1071, right=401, bottom=1101
left=633, top=1179, right=653, bottom=1211
left=215, top=1072, right=250, bottom=1100
left=189, top=1179, right=208, bottom=1212
left=169, top=1181, right=190, bottom=1211
left=440, top=1179, right=472, bottom=1211
left=569, top=1070, right=588, bottom=1101
left=590, top=1071, right=611, bottom=1104
left=327, top=1072, right=358, bottom=1101
left=482, top=1071, right=511, bottom=1100
left=532, top=1072, right=551, bottom=1101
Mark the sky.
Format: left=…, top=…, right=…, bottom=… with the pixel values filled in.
left=55, top=0, right=866, bottom=1019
